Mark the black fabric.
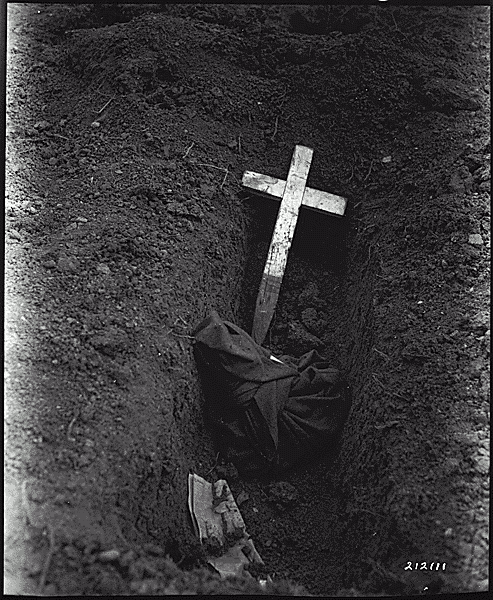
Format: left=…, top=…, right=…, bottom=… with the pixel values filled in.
left=193, top=311, right=351, bottom=475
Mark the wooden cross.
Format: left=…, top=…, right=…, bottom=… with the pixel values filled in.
left=242, top=145, right=347, bottom=345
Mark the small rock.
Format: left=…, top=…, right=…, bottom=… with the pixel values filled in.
left=48, top=157, right=58, bottom=166
left=382, top=156, right=392, bottom=163
left=57, top=256, right=78, bottom=272
left=98, top=549, right=121, bottom=563
left=10, top=230, right=22, bottom=240
left=43, top=260, right=57, bottom=269
left=468, top=233, right=483, bottom=246
left=96, top=263, right=111, bottom=275
left=34, top=120, right=50, bottom=130
left=91, top=121, right=101, bottom=129
left=76, top=217, right=88, bottom=223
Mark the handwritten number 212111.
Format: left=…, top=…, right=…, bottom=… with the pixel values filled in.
left=405, top=562, right=446, bottom=571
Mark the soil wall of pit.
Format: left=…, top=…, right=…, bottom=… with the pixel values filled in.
left=96, top=190, right=249, bottom=558
left=7, top=8, right=255, bottom=560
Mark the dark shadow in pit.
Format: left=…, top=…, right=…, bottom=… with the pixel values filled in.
left=238, top=190, right=350, bottom=338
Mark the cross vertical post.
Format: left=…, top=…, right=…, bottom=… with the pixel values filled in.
left=251, top=146, right=312, bottom=344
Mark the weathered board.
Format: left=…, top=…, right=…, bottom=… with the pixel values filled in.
left=251, top=145, right=313, bottom=345
left=243, top=145, right=347, bottom=346
left=187, top=473, right=264, bottom=579
left=242, top=171, right=346, bottom=217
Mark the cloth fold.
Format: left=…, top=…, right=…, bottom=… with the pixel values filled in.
left=193, top=311, right=350, bottom=475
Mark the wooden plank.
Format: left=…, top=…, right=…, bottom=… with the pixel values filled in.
left=304, top=187, right=346, bottom=217
left=252, top=145, right=313, bottom=345
left=242, top=170, right=346, bottom=217
left=242, top=171, right=286, bottom=199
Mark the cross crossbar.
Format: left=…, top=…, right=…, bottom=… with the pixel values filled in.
left=242, top=145, right=347, bottom=345
left=242, top=171, right=346, bottom=217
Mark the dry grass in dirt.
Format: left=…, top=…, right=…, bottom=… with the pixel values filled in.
left=5, top=3, right=490, bottom=596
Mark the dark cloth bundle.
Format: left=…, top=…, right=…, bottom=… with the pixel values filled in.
left=193, top=311, right=350, bottom=475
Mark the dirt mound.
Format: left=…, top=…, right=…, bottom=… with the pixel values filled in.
left=5, top=3, right=490, bottom=596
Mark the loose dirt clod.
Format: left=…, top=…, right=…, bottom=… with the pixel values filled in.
left=98, top=549, right=121, bottom=563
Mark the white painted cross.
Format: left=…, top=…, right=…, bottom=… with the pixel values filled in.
left=242, top=145, right=347, bottom=345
